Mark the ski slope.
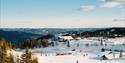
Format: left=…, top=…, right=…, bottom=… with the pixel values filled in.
left=16, top=37, right=125, bottom=63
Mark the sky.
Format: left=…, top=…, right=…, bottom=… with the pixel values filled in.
left=0, top=0, right=125, bottom=28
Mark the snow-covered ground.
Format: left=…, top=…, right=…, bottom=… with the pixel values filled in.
left=36, top=54, right=125, bottom=63
left=16, top=37, right=125, bottom=63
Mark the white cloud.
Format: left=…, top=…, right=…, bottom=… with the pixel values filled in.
left=106, top=0, right=124, bottom=2
left=79, top=5, right=96, bottom=11
left=100, top=0, right=125, bottom=8
left=100, top=2, right=121, bottom=8
left=79, top=0, right=125, bottom=11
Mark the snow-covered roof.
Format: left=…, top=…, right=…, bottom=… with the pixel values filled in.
left=59, top=36, right=74, bottom=40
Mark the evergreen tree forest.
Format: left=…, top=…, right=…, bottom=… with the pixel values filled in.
left=20, top=34, right=54, bottom=49
left=0, top=38, right=38, bottom=63
left=20, top=49, right=38, bottom=63
left=0, top=38, right=14, bottom=63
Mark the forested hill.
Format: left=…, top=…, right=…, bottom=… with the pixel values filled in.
left=93, top=28, right=125, bottom=35
left=80, top=28, right=125, bottom=37
left=0, top=30, right=40, bottom=45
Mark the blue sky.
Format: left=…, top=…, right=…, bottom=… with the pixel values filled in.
left=0, top=0, right=125, bottom=28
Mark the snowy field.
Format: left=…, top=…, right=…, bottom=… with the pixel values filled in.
left=36, top=54, right=125, bottom=63
left=16, top=37, right=125, bottom=63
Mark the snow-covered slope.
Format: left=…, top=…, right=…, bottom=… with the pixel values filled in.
left=16, top=37, right=125, bottom=63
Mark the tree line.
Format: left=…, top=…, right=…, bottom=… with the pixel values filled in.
left=0, top=38, right=38, bottom=63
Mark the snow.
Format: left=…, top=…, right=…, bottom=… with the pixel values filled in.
left=108, top=37, right=125, bottom=44
left=36, top=53, right=125, bottom=63
left=15, top=37, right=125, bottom=63
left=58, top=36, right=74, bottom=40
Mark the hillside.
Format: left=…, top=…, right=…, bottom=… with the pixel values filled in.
left=0, top=30, right=40, bottom=45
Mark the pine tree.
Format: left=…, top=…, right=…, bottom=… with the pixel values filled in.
left=5, top=54, right=14, bottom=63
left=16, top=55, right=20, bottom=63
left=32, top=58, right=38, bottom=63
left=67, top=41, right=70, bottom=47
left=20, top=49, right=38, bottom=63
left=41, top=39, right=49, bottom=47
left=51, top=42, right=54, bottom=46
left=119, top=50, right=123, bottom=58
left=0, top=38, right=14, bottom=63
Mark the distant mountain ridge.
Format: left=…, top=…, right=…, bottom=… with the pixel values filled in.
left=94, top=28, right=125, bottom=33
left=0, top=27, right=124, bottom=46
